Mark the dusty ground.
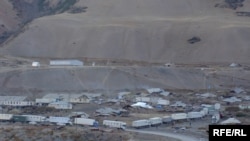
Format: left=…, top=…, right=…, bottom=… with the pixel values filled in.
left=0, top=56, right=249, bottom=93
left=0, top=124, right=178, bottom=141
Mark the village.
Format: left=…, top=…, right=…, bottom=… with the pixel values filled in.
left=0, top=86, right=249, bottom=132
left=0, top=59, right=248, bottom=141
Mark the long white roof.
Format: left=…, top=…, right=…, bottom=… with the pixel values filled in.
left=0, top=96, right=26, bottom=101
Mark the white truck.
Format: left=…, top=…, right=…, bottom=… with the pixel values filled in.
left=74, top=118, right=98, bottom=127
left=47, top=116, right=72, bottom=126
left=22, top=115, right=46, bottom=124
left=149, top=117, right=162, bottom=126
left=103, top=120, right=126, bottom=129
left=162, top=116, right=172, bottom=123
left=0, top=114, right=13, bottom=121
left=171, top=113, right=187, bottom=121
left=132, top=119, right=150, bottom=128
left=187, top=112, right=203, bottom=119
left=200, top=108, right=208, bottom=116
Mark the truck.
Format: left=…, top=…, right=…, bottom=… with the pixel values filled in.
left=132, top=119, right=150, bottom=128
left=162, top=116, right=172, bottom=124
left=74, top=118, right=98, bottom=127
left=187, top=112, right=203, bottom=119
left=47, top=116, right=72, bottom=126
left=11, top=115, right=27, bottom=123
left=200, top=108, right=208, bottom=116
left=149, top=117, right=162, bottom=126
left=103, top=120, right=126, bottom=129
left=0, top=114, right=13, bottom=121
left=171, top=113, right=187, bottom=121
left=22, top=115, right=46, bottom=123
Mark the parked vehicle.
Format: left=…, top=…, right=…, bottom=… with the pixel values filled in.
left=171, top=113, right=187, bottom=121
left=0, top=114, right=13, bottom=121
left=132, top=119, right=150, bottom=128
left=74, top=118, right=98, bottom=127
left=103, top=120, right=126, bottom=129
left=11, top=115, right=27, bottom=123
left=187, top=112, right=203, bottom=119
left=22, top=115, right=46, bottom=123
left=149, top=117, right=162, bottom=126
left=162, top=116, right=172, bottom=124
left=46, top=116, right=72, bottom=125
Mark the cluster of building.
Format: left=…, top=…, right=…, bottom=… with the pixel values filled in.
left=0, top=93, right=101, bottom=110
left=0, top=86, right=247, bottom=131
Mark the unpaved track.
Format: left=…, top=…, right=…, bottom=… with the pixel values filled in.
left=126, top=129, right=208, bottom=141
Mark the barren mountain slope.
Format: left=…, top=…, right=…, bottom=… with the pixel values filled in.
left=0, top=0, right=19, bottom=43
left=2, top=0, right=250, bottom=64
left=0, top=66, right=249, bottom=94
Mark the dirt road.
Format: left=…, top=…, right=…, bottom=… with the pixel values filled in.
left=126, top=129, right=208, bottom=141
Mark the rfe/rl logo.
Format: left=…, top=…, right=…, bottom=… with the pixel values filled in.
left=209, top=125, right=250, bottom=141
left=213, top=129, right=247, bottom=136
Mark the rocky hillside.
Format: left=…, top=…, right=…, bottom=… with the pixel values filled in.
left=1, top=0, right=250, bottom=64
left=0, top=0, right=79, bottom=44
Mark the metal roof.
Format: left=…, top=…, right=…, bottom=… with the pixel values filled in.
left=43, top=93, right=85, bottom=100
left=0, top=96, right=26, bottom=101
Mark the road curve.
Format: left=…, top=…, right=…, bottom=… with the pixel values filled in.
left=126, top=129, right=205, bottom=141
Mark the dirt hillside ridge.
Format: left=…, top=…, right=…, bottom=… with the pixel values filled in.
left=2, top=0, right=250, bottom=64
left=0, top=66, right=248, bottom=93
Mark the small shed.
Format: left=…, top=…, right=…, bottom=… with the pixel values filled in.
left=146, top=88, right=163, bottom=94
left=32, top=62, right=40, bottom=67
left=48, top=101, right=72, bottom=109
left=220, top=118, right=241, bottom=125
left=157, top=99, right=170, bottom=106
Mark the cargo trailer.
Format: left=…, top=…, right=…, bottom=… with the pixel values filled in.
left=103, top=120, right=126, bottom=129
left=162, top=116, right=172, bottom=123
left=22, top=115, right=46, bottom=123
left=171, top=113, right=187, bottom=121
left=11, top=115, right=27, bottom=123
left=74, top=118, right=98, bottom=127
left=187, top=112, right=203, bottom=119
left=0, top=114, right=13, bottom=121
left=132, top=119, right=150, bottom=128
left=149, top=117, right=162, bottom=126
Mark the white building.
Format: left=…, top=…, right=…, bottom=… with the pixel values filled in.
left=39, top=93, right=91, bottom=104
left=157, top=99, right=170, bottom=105
left=69, top=95, right=90, bottom=103
left=2, top=101, right=35, bottom=106
left=0, top=96, right=34, bottom=107
left=50, top=60, right=83, bottom=66
left=135, top=97, right=150, bottom=102
left=35, top=98, right=57, bottom=105
left=146, top=88, right=163, bottom=94
left=48, top=101, right=72, bottom=109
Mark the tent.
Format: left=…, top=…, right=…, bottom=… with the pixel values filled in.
left=220, top=118, right=241, bottom=125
